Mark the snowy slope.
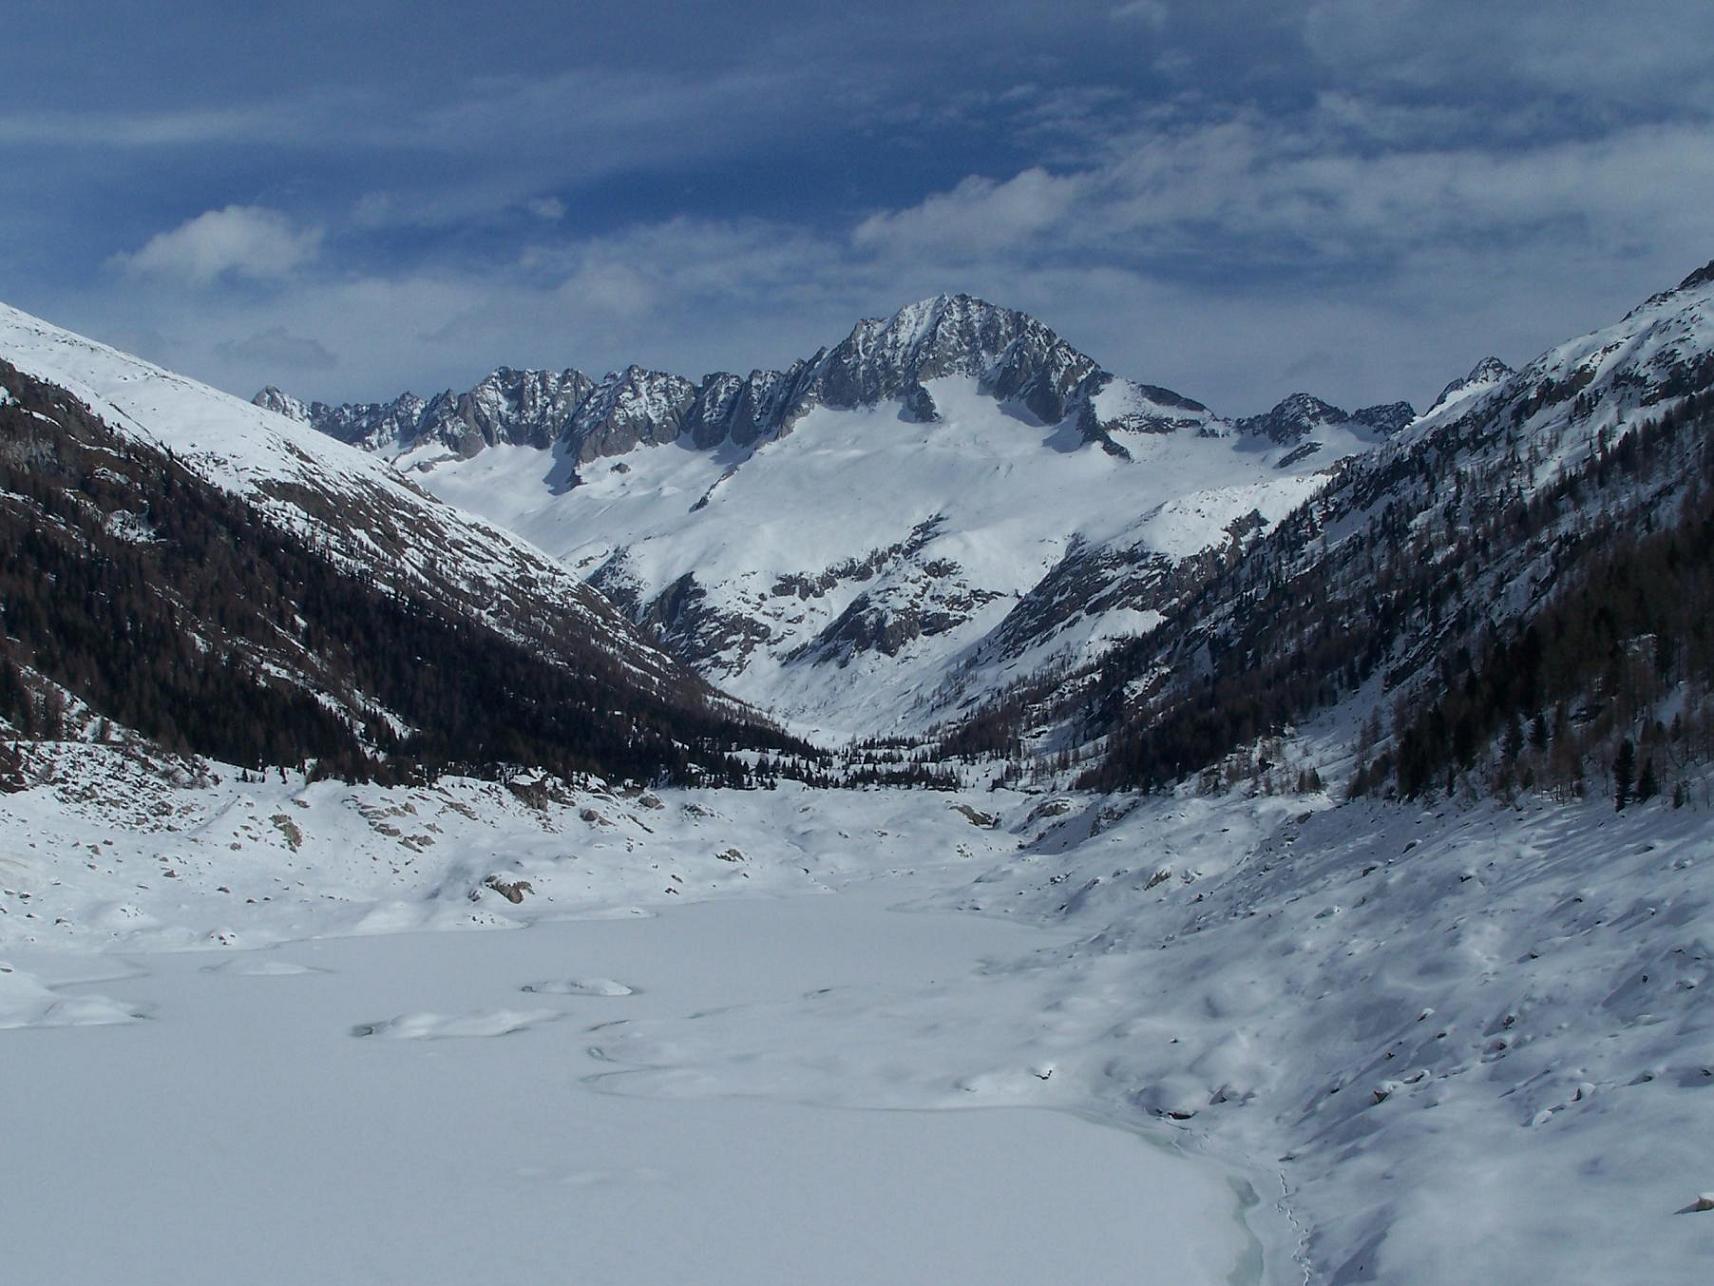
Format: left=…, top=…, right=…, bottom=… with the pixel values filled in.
left=410, top=376, right=1377, bottom=738
left=1042, top=257, right=1714, bottom=792
left=918, top=788, right=1714, bottom=1285
left=0, top=301, right=702, bottom=694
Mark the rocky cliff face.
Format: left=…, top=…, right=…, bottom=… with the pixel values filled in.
left=259, top=368, right=593, bottom=459
left=256, top=293, right=1231, bottom=473
left=569, top=366, right=698, bottom=462
left=444, top=367, right=595, bottom=454
left=1235, top=392, right=1419, bottom=446
left=257, top=385, right=429, bottom=453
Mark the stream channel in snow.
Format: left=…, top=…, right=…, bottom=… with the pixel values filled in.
left=6, top=880, right=1273, bottom=1284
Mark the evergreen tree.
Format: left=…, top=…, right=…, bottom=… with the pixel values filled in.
left=1614, top=738, right=1636, bottom=811
left=1636, top=756, right=1659, bottom=804
left=1503, top=712, right=1525, bottom=761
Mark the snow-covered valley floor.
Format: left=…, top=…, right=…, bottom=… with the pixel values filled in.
left=5, top=888, right=1262, bottom=1286
left=4, top=747, right=1713, bottom=1283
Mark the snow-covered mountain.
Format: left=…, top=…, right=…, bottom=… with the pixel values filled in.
left=1056, top=257, right=1714, bottom=794
left=261, top=295, right=1402, bottom=738
left=0, top=303, right=797, bottom=783
left=261, top=294, right=1227, bottom=467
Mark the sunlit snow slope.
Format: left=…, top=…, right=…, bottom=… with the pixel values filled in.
left=422, top=381, right=1378, bottom=737
left=272, top=296, right=1402, bottom=739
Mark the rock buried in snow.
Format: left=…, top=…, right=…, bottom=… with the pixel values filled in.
left=481, top=875, right=534, bottom=904
left=1025, top=798, right=1075, bottom=826
left=1136, top=1073, right=1206, bottom=1119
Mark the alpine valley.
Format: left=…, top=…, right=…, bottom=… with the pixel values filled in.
left=5, top=261, right=1714, bottom=1286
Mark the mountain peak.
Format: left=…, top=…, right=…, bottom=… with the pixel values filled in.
left=1631, top=257, right=1714, bottom=318
left=254, top=385, right=308, bottom=422
left=843, top=293, right=1041, bottom=371
left=1465, top=356, right=1514, bottom=383
left=1428, top=356, right=1514, bottom=414
left=1236, top=392, right=1350, bottom=444
left=255, top=293, right=1210, bottom=468
left=813, top=293, right=1103, bottom=426
left=886, top=291, right=999, bottom=324
left=1673, top=257, right=1714, bottom=294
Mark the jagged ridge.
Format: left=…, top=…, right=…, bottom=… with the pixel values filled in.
left=258, top=293, right=1228, bottom=472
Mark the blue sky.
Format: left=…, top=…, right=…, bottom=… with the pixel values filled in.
left=6, top=0, right=1713, bottom=414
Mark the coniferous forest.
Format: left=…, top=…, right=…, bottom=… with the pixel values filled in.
left=0, top=360, right=813, bottom=786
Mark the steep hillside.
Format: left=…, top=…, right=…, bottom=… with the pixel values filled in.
left=1063, top=259, right=1714, bottom=799
left=0, top=327, right=805, bottom=785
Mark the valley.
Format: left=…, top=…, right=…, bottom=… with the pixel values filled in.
left=4, top=258, right=1714, bottom=1283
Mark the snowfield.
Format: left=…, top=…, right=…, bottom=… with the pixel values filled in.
left=5, top=746, right=1712, bottom=1283
left=7, top=893, right=1263, bottom=1286
left=3, top=754, right=1269, bottom=1285
left=391, top=374, right=1372, bottom=740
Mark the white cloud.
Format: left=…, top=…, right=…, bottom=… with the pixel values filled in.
left=853, top=168, right=1085, bottom=258
left=1302, top=0, right=1714, bottom=117
left=114, top=206, right=322, bottom=286
left=1111, top=1, right=1169, bottom=28
left=852, top=104, right=1714, bottom=280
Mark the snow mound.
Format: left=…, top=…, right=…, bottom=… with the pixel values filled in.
left=351, top=1008, right=562, bottom=1039
left=0, top=964, right=141, bottom=1029
left=521, top=977, right=637, bottom=997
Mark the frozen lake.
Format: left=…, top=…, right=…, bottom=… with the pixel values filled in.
left=6, top=886, right=1263, bottom=1284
